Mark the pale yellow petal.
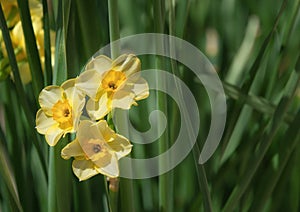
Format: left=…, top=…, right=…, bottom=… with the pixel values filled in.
left=61, top=139, right=85, bottom=160
left=132, top=77, right=149, bottom=101
left=18, top=62, right=32, bottom=84
left=112, top=90, right=135, bottom=109
left=29, top=0, right=43, bottom=17
left=112, top=54, right=141, bottom=77
left=76, top=70, right=101, bottom=100
left=86, top=95, right=110, bottom=120
left=45, top=126, right=64, bottom=146
left=86, top=55, right=112, bottom=75
left=94, top=153, right=119, bottom=178
left=97, top=120, right=116, bottom=142
left=108, top=134, right=132, bottom=160
left=62, top=78, right=86, bottom=130
left=38, top=86, right=63, bottom=115
left=35, top=109, right=57, bottom=134
left=61, top=78, right=75, bottom=91
left=72, top=160, right=99, bottom=181
left=77, top=120, right=104, bottom=146
left=11, top=21, right=25, bottom=49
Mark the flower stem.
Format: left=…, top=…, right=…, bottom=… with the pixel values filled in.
left=153, top=0, right=174, bottom=211
left=108, top=0, right=120, bottom=59
left=107, top=1, right=125, bottom=211
left=48, top=147, right=57, bottom=212
left=42, top=0, right=53, bottom=86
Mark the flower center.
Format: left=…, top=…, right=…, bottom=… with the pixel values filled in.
left=93, top=144, right=102, bottom=153
left=52, top=99, right=73, bottom=130
left=102, top=70, right=126, bottom=92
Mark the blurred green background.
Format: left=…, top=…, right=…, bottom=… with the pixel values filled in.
left=0, top=0, right=299, bottom=211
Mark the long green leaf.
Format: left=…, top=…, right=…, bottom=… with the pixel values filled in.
left=0, top=126, right=23, bottom=212
left=16, top=0, right=44, bottom=97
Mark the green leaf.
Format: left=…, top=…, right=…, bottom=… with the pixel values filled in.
left=16, top=0, right=44, bottom=97
left=0, top=128, right=23, bottom=212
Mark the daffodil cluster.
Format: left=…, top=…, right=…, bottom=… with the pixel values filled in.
left=36, top=54, right=149, bottom=181
left=0, top=0, right=55, bottom=83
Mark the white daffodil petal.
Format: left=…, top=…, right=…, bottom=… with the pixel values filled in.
left=61, top=139, right=85, bottom=160
left=97, top=120, right=116, bottom=142
left=95, top=153, right=119, bottom=178
left=86, top=55, right=112, bottom=75
left=112, top=54, right=141, bottom=77
left=61, top=78, right=76, bottom=92
left=108, top=134, right=132, bottom=160
left=63, top=81, right=86, bottom=129
left=76, top=70, right=101, bottom=99
left=38, top=86, right=62, bottom=115
left=77, top=120, right=104, bottom=145
left=72, top=160, right=99, bottom=181
left=45, top=126, right=64, bottom=146
left=35, top=109, right=57, bottom=134
left=86, top=95, right=110, bottom=120
left=132, top=77, right=149, bottom=101
left=112, top=90, right=135, bottom=109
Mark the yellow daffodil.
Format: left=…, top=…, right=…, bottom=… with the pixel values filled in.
left=0, top=0, right=20, bottom=28
left=61, top=120, right=132, bottom=181
left=0, top=0, right=55, bottom=84
left=35, top=79, right=85, bottom=146
left=75, top=54, right=149, bottom=120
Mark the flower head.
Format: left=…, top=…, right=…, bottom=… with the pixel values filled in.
left=0, top=0, right=55, bottom=84
left=75, top=54, right=149, bottom=120
left=35, top=79, right=85, bottom=146
left=61, top=120, right=132, bottom=181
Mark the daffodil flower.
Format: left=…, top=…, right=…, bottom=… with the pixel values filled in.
left=61, top=120, right=132, bottom=181
left=75, top=54, right=149, bottom=120
left=0, top=0, right=55, bottom=84
left=35, top=79, right=85, bottom=146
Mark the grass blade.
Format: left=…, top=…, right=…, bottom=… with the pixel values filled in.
left=16, top=0, right=44, bottom=97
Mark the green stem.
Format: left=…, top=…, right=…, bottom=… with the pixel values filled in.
left=107, top=1, right=124, bottom=211
left=48, top=147, right=57, bottom=212
left=153, top=0, right=173, bottom=211
left=108, top=0, right=120, bottom=59
left=42, top=0, right=53, bottom=86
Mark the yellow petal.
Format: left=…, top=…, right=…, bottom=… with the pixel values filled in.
left=112, top=54, right=141, bottom=77
left=11, top=21, right=25, bottom=50
left=108, top=134, right=132, bottom=160
left=29, top=0, right=43, bottom=17
left=132, top=77, right=149, bottom=101
left=18, top=62, right=32, bottom=84
left=39, top=86, right=63, bottom=116
left=86, top=55, right=112, bottom=75
left=61, top=139, right=85, bottom=160
left=35, top=109, right=57, bottom=134
left=97, top=120, right=116, bottom=142
left=76, top=70, right=101, bottom=100
left=94, top=153, right=119, bottom=178
left=112, top=90, right=135, bottom=109
left=72, top=160, right=99, bottom=181
left=61, top=78, right=75, bottom=91
left=77, top=120, right=105, bottom=144
left=86, top=95, right=110, bottom=120
left=62, top=78, right=86, bottom=130
left=45, top=126, right=64, bottom=146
